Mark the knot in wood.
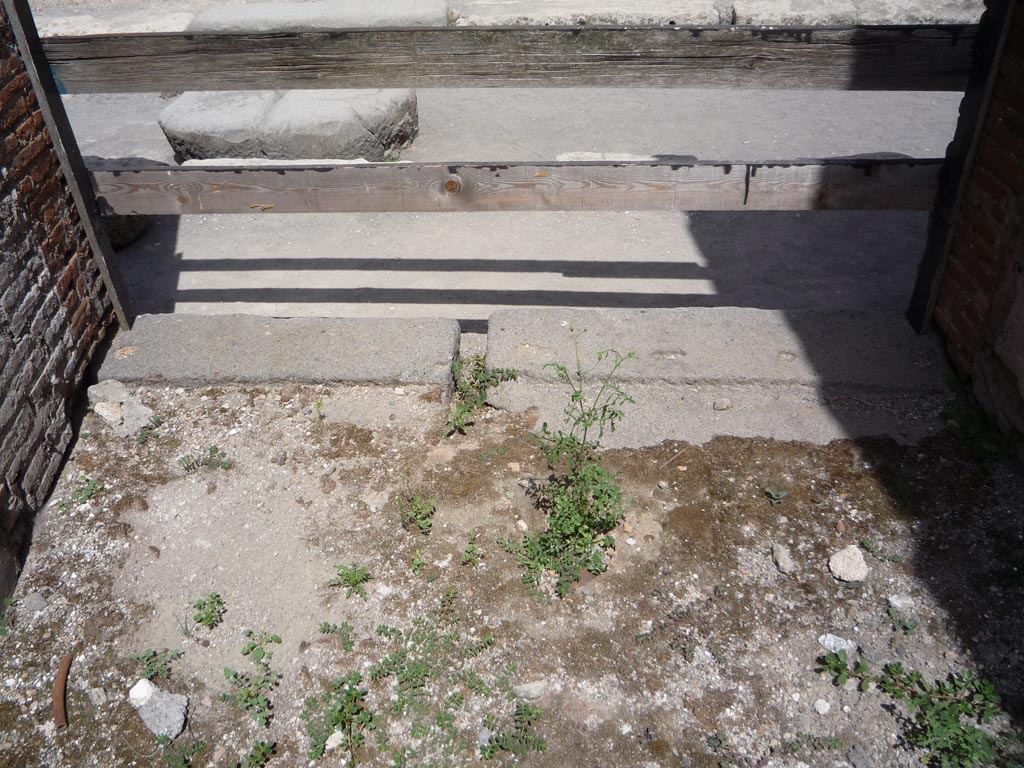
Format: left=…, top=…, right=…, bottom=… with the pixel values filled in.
left=444, top=175, right=462, bottom=194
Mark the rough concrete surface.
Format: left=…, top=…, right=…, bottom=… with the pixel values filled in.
left=188, top=0, right=450, bottom=32
left=98, top=314, right=460, bottom=389
left=485, top=308, right=947, bottom=391
left=158, top=89, right=418, bottom=161
left=485, top=309, right=952, bottom=446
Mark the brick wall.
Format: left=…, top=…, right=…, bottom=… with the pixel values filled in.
left=933, top=2, right=1024, bottom=446
left=1, top=4, right=114, bottom=596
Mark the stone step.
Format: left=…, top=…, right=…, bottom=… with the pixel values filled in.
left=98, top=314, right=460, bottom=393
left=485, top=308, right=953, bottom=445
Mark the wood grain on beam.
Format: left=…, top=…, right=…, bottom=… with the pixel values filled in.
left=90, top=159, right=943, bottom=215
left=44, top=25, right=975, bottom=93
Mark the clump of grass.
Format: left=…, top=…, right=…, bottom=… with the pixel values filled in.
left=328, top=563, right=373, bottom=600
left=223, top=630, right=281, bottom=727
left=301, top=672, right=377, bottom=761
left=446, top=354, right=518, bottom=436
left=820, top=649, right=1014, bottom=767
left=179, top=445, right=232, bottom=473
left=462, top=534, right=484, bottom=568
left=399, top=494, right=437, bottom=535
left=71, top=475, right=104, bottom=504
left=191, top=592, right=226, bottom=629
left=319, top=621, right=355, bottom=651
left=132, top=648, right=183, bottom=680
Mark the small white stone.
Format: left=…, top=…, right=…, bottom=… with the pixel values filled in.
left=516, top=519, right=529, bottom=532
left=129, top=679, right=156, bottom=708
left=887, top=594, right=915, bottom=612
left=814, top=698, right=831, bottom=715
left=325, top=729, right=346, bottom=752
left=93, top=401, right=123, bottom=425
left=828, top=545, right=870, bottom=582
left=818, top=633, right=858, bottom=655
left=712, top=398, right=732, bottom=411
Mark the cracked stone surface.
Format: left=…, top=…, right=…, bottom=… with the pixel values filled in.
left=157, top=89, right=418, bottom=161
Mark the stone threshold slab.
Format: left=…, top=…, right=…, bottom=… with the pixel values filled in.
left=99, top=314, right=460, bottom=392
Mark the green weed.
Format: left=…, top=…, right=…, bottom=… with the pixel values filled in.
left=239, top=740, right=276, bottom=768
left=301, top=672, right=377, bottom=762
left=481, top=701, right=547, bottom=758
left=157, top=736, right=206, bottom=768
left=136, top=414, right=164, bottom=445
left=462, top=534, right=484, bottom=568
left=191, top=592, right=226, bottom=629
left=179, top=445, right=233, bottom=473
left=400, top=495, right=437, bottom=535
left=446, top=354, right=518, bottom=436
left=328, top=564, right=373, bottom=600
left=861, top=538, right=904, bottom=564
left=223, top=630, right=281, bottom=727
left=501, top=332, right=634, bottom=597
left=319, top=621, right=355, bottom=651
left=411, top=550, right=427, bottom=575
left=71, top=475, right=104, bottom=504
left=132, top=648, right=182, bottom=680
left=820, top=650, right=1006, bottom=766
left=368, top=592, right=539, bottom=765
left=887, top=606, right=918, bottom=635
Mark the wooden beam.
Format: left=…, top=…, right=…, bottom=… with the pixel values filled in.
left=43, top=25, right=976, bottom=93
left=3, top=0, right=131, bottom=326
left=90, top=159, right=943, bottom=215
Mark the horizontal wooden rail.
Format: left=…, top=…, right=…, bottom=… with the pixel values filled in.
left=90, top=158, right=942, bottom=214
left=44, top=25, right=976, bottom=93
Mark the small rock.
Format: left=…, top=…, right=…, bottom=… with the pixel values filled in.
left=87, top=687, right=107, bottom=707
left=835, top=519, right=847, bottom=534
left=626, top=537, right=637, bottom=547
left=213, top=747, right=227, bottom=762
left=135, top=687, right=188, bottom=739
left=828, top=545, right=870, bottom=582
left=507, top=462, right=521, bottom=473
left=93, top=400, right=124, bottom=426
left=818, top=633, right=858, bottom=655
left=813, top=698, right=831, bottom=715
left=848, top=743, right=872, bottom=768
left=512, top=680, right=549, bottom=700
left=886, top=594, right=915, bottom=612
left=516, top=519, right=529, bottom=532
left=712, top=398, right=732, bottom=411
left=771, top=543, right=796, bottom=575
left=128, top=679, right=156, bottom=708
left=271, top=450, right=287, bottom=465
left=87, top=379, right=130, bottom=406
left=517, top=477, right=543, bottom=496
left=325, top=729, right=346, bottom=751
left=623, top=521, right=634, bottom=534
left=657, top=480, right=669, bottom=489
left=477, top=727, right=493, bottom=748
left=17, top=591, right=47, bottom=619
left=117, top=398, right=155, bottom=438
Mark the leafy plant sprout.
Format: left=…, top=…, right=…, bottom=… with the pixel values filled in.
left=399, top=494, right=437, bottom=535
left=132, top=648, right=183, bottom=680
left=328, top=563, right=374, bottom=600
left=223, top=630, right=282, bottom=727
left=191, top=592, right=226, bottom=629
left=501, top=329, right=635, bottom=597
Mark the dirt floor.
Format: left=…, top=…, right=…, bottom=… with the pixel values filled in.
left=1, top=381, right=1023, bottom=768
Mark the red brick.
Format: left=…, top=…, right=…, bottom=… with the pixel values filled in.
left=978, top=140, right=1023, bottom=188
